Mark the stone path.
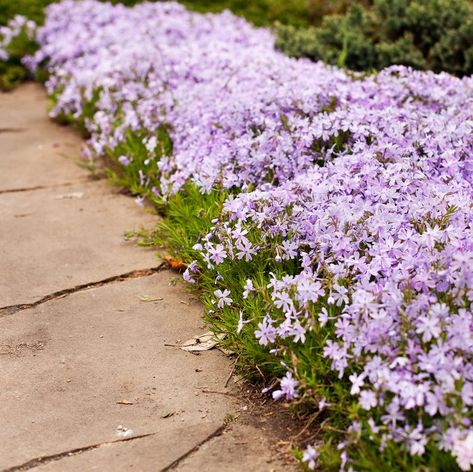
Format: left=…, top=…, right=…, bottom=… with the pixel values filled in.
left=0, top=84, right=298, bottom=471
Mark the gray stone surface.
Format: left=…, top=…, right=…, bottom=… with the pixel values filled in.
left=0, top=273, right=235, bottom=470
left=0, top=181, right=158, bottom=307
left=0, top=83, right=85, bottom=191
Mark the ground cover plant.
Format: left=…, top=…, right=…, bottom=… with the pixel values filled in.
left=275, top=0, right=473, bottom=76
left=2, top=1, right=473, bottom=470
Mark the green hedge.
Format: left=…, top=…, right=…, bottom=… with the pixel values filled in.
left=275, top=0, right=473, bottom=77
left=0, top=0, right=51, bottom=25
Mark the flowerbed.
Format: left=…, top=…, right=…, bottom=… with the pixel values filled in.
left=3, top=1, right=473, bottom=470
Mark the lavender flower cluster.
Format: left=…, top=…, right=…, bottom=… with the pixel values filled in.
left=0, top=15, right=36, bottom=61
left=11, top=0, right=473, bottom=468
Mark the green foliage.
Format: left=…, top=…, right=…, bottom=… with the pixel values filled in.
left=180, top=0, right=362, bottom=27
left=275, top=0, right=473, bottom=76
left=0, top=27, right=40, bottom=91
left=180, top=0, right=310, bottom=27
left=0, top=63, right=26, bottom=91
left=0, top=0, right=52, bottom=90
left=0, top=0, right=52, bottom=25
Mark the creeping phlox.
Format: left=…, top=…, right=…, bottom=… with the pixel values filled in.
left=10, top=0, right=473, bottom=469
left=0, top=15, right=36, bottom=61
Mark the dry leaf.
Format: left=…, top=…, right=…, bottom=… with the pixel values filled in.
left=180, top=331, right=226, bottom=352
left=161, top=411, right=175, bottom=418
left=163, top=256, right=187, bottom=271
left=218, top=347, right=236, bottom=356
left=55, top=192, right=84, bottom=200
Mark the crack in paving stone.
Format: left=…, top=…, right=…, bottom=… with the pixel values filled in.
left=0, top=179, right=96, bottom=195
left=0, top=127, right=26, bottom=133
left=0, top=185, right=54, bottom=194
left=1, top=432, right=159, bottom=472
left=160, top=424, right=227, bottom=471
left=0, top=264, right=167, bottom=317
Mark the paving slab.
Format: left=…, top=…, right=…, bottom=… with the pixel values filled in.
left=0, top=272, right=237, bottom=470
left=28, top=397, right=299, bottom=472
left=33, top=420, right=298, bottom=472
left=33, top=429, right=224, bottom=472
left=177, top=422, right=297, bottom=472
left=0, top=181, right=158, bottom=307
left=0, top=84, right=86, bottom=191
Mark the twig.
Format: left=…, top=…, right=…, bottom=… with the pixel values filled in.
left=290, top=412, right=320, bottom=441
left=255, top=364, right=265, bottom=380
left=224, top=355, right=239, bottom=388
left=201, top=389, right=238, bottom=397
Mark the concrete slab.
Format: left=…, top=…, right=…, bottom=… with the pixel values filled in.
left=0, top=181, right=158, bottom=307
left=33, top=428, right=225, bottom=472
left=0, top=84, right=86, bottom=191
left=176, top=422, right=297, bottom=472
left=0, top=273, right=236, bottom=470
left=27, top=394, right=299, bottom=472
left=32, top=421, right=298, bottom=472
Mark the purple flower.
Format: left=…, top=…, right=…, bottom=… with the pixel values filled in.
left=134, top=195, right=145, bottom=207
left=183, top=268, right=195, bottom=284
left=318, top=397, right=328, bottom=410
left=272, top=372, right=299, bottom=400
left=209, top=244, right=227, bottom=264
left=349, top=373, right=365, bottom=395
left=236, top=310, right=250, bottom=334
left=118, top=155, right=131, bottom=166
left=359, top=390, right=377, bottom=410
left=255, top=315, right=277, bottom=346
left=452, top=431, right=473, bottom=471
left=235, top=238, right=257, bottom=261
left=214, top=289, right=232, bottom=308
left=243, top=279, right=254, bottom=299
left=302, top=444, right=318, bottom=470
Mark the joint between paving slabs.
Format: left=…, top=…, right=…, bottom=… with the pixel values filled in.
left=0, top=263, right=168, bottom=318
left=0, top=178, right=98, bottom=195
left=1, top=432, right=159, bottom=472
left=159, top=424, right=227, bottom=471
left=0, top=127, right=26, bottom=134
left=1, top=423, right=228, bottom=472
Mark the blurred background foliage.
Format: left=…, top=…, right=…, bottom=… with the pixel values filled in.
left=275, top=0, right=473, bottom=77
left=179, top=0, right=365, bottom=27
left=0, top=0, right=361, bottom=27
left=0, top=0, right=52, bottom=25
